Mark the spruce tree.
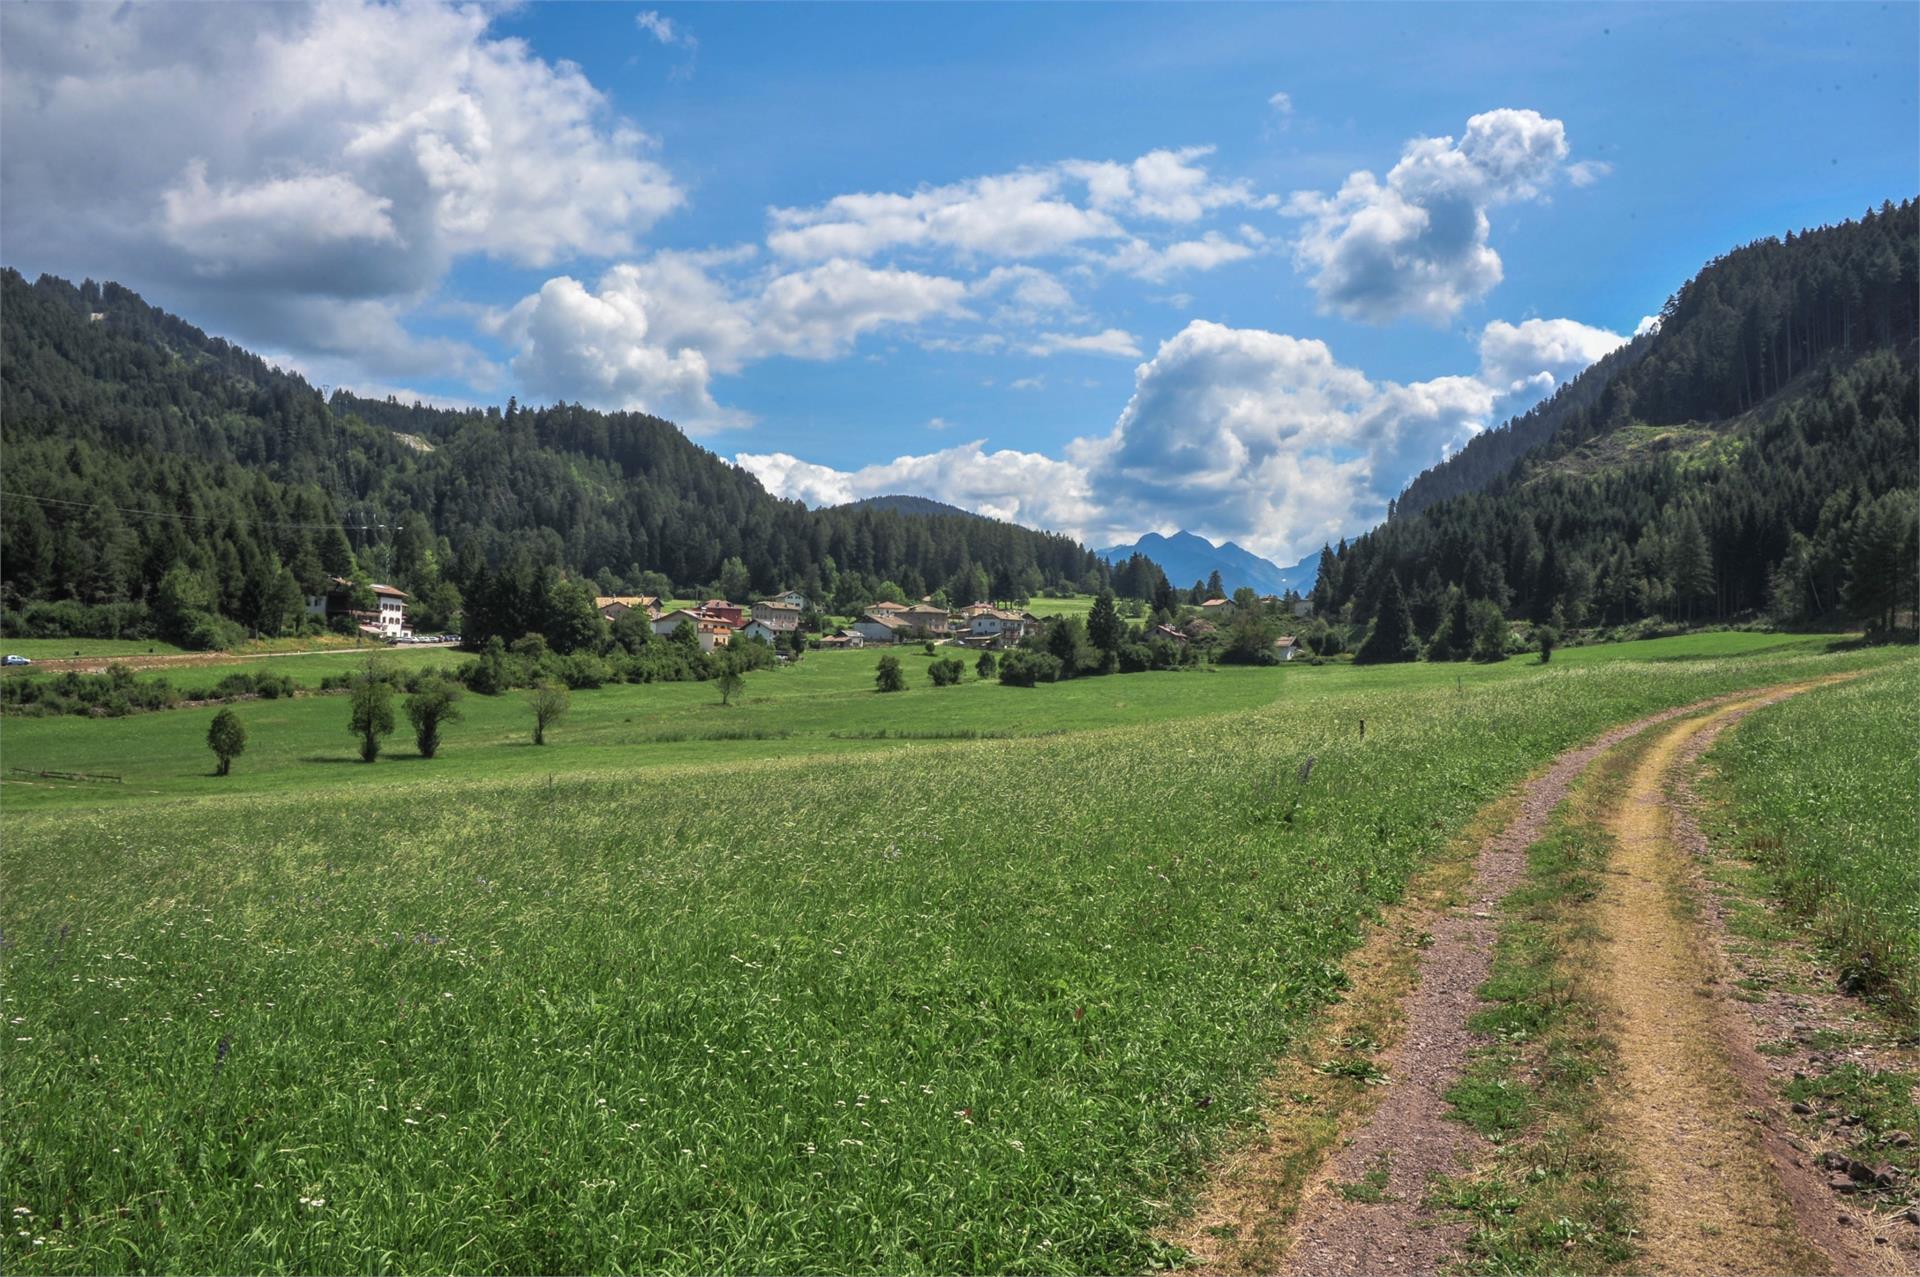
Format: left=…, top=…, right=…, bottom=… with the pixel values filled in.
left=1354, top=572, right=1420, bottom=664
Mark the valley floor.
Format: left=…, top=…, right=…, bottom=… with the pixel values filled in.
left=0, top=635, right=1912, bottom=1274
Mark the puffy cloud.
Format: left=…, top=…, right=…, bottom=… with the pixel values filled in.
left=746, top=312, right=1626, bottom=560
left=738, top=442, right=1097, bottom=529
left=1062, top=146, right=1275, bottom=223
left=1027, top=329, right=1142, bottom=359
left=1268, top=91, right=1294, bottom=116
left=0, top=0, right=682, bottom=368
left=1106, top=230, right=1261, bottom=282
left=768, top=171, right=1122, bottom=262
left=1286, top=108, right=1592, bottom=324
left=499, top=255, right=969, bottom=426
left=766, top=147, right=1271, bottom=264
left=1478, top=317, right=1628, bottom=399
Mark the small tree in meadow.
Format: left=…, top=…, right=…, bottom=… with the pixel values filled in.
left=1535, top=624, right=1560, bottom=664
left=975, top=650, right=998, bottom=680
left=716, top=666, right=745, bottom=706
left=527, top=680, right=570, bottom=745
left=874, top=654, right=905, bottom=693
left=928, top=657, right=966, bottom=687
left=1469, top=600, right=1511, bottom=663
left=348, top=668, right=395, bottom=763
left=1354, top=572, right=1420, bottom=665
left=405, top=678, right=464, bottom=759
left=206, top=708, right=246, bottom=776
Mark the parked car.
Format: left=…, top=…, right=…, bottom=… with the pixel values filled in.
left=3, top=654, right=32, bottom=666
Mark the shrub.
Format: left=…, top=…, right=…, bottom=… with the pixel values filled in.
left=975, top=650, right=998, bottom=680
left=874, top=654, right=905, bottom=693
left=206, top=709, right=247, bottom=776
left=928, top=657, right=966, bottom=687
left=998, top=650, right=1063, bottom=687
left=527, top=681, right=570, bottom=745
left=405, top=678, right=464, bottom=759
left=347, top=668, right=396, bottom=762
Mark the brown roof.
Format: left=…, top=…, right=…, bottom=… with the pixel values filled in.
left=596, top=595, right=659, bottom=609
left=1201, top=597, right=1230, bottom=607
left=370, top=583, right=408, bottom=599
left=867, top=600, right=909, bottom=613
left=857, top=612, right=910, bottom=630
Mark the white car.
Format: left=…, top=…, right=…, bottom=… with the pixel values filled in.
left=3, top=654, right=31, bottom=666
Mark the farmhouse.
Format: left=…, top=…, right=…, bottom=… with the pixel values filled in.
left=652, top=608, right=733, bottom=651
left=697, top=599, right=745, bottom=627
left=817, top=631, right=865, bottom=649
left=740, top=618, right=794, bottom=644
left=304, top=577, right=411, bottom=637
left=1200, top=598, right=1233, bottom=617
left=899, top=602, right=951, bottom=634
left=750, top=600, right=803, bottom=632
left=966, top=608, right=1040, bottom=645
left=850, top=612, right=911, bottom=644
left=1274, top=635, right=1299, bottom=660
left=595, top=594, right=661, bottom=622
left=766, top=589, right=810, bottom=611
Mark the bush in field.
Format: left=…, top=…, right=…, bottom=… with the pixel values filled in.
left=998, top=649, right=1063, bottom=686
left=975, top=650, right=997, bottom=680
left=347, top=667, right=396, bottom=762
left=205, top=708, right=246, bottom=775
left=1470, top=600, right=1511, bottom=663
left=874, top=654, right=905, bottom=693
left=928, top=657, right=966, bottom=687
left=1535, top=624, right=1560, bottom=664
left=405, top=678, right=464, bottom=759
left=527, top=680, right=570, bottom=745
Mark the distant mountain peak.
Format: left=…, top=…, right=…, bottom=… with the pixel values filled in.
left=1096, top=529, right=1315, bottom=594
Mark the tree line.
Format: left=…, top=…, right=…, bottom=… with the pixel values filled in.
left=1, top=268, right=1109, bottom=646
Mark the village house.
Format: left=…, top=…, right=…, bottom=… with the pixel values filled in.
left=766, top=589, right=809, bottom=611
left=1200, top=597, right=1233, bottom=617
left=1152, top=623, right=1189, bottom=644
left=899, top=602, right=951, bottom=634
left=652, top=608, right=733, bottom=652
left=816, top=631, right=865, bottom=649
left=696, top=599, right=745, bottom=627
left=966, top=608, right=1040, bottom=646
left=850, top=611, right=911, bottom=644
left=740, top=618, right=794, bottom=645
left=750, top=599, right=803, bottom=632
left=1274, top=635, right=1299, bottom=661
left=304, top=577, right=411, bottom=638
left=594, top=595, right=660, bottom=623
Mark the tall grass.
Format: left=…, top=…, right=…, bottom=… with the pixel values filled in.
left=1707, top=661, right=1919, bottom=1015
left=0, top=648, right=1907, bottom=1273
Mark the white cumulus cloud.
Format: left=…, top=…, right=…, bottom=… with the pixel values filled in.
left=744, top=312, right=1626, bottom=560
left=1286, top=108, right=1596, bottom=325
left=0, top=0, right=682, bottom=373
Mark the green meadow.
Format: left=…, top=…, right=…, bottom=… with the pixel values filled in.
left=1707, top=659, right=1920, bottom=1014
left=1, top=633, right=1909, bottom=1273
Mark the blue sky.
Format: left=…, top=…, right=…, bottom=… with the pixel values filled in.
left=2, top=1, right=1913, bottom=561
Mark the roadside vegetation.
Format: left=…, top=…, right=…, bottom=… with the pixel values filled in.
left=1, top=641, right=1909, bottom=1273
left=1706, top=660, right=1920, bottom=1015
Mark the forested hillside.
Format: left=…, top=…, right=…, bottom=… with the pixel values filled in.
left=1314, top=200, right=1919, bottom=639
left=0, top=271, right=1105, bottom=644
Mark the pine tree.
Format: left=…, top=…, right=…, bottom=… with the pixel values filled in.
left=1354, top=572, right=1420, bottom=664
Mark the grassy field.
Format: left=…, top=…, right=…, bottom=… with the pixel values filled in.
left=0, top=634, right=1856, bottom=813
left=0, top=638, right=191, bottom=659
left=1, top=636, right=1907, bottom=1273
left=1706, top=659, right=1920, bottom=1014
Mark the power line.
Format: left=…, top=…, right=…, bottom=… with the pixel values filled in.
left=1, top=489, right=395, bottom=533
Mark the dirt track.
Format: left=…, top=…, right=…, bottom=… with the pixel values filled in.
left=1192, top=678, right=1913, bottom=1276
